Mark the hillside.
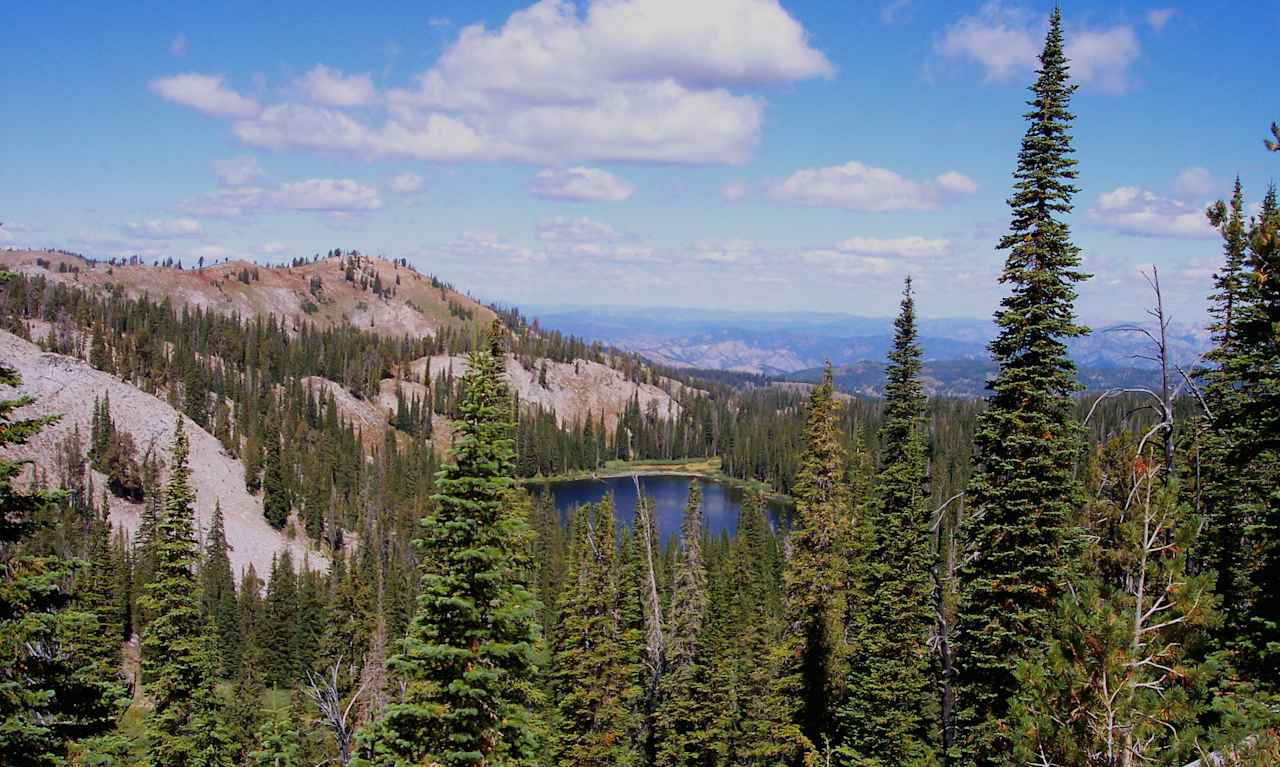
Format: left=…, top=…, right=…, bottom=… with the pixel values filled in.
left=0, top=330, right=323, bottom=580
left=784, top=359, right=1164, bottom=397
left=0, top=248, right=495, bottom=339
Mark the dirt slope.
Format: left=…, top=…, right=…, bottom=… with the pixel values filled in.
left=0, top=330, right=323, bottom=579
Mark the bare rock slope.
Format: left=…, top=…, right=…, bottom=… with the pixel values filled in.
left=0, top=331, right=323, bottom=579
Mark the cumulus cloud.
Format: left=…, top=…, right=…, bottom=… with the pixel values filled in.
left=212, top=155, right=265, bottom=186
left=1089, top=186, right=1214, bottom=239
left=768, top=161, right=977, bottom=212
left=536, top=216, right=621, bottom=243
left=1146, top=8, right=1176, bottom=32
left=298, top=65, right=376, bottom=107
left=531, top=167, right=634, bottom=202
left=180, top=178, right=383, bottom=217
left=151, top=0, right=830, bottom=165
left=937, top=3, right=1140, bottom=93
left=124, top=218, right=202, bottom=239
left=388, top=172, right=425, bottom=193
left=149, top=74, right=260, bottom=119
left=836, top=235, right=951, bottom=259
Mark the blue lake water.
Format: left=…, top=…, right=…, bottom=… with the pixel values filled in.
left=528, top=474, right=787, bottom=542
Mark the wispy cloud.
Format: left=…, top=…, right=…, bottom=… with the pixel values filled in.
left=531, top=167, right=634, bottom=202
left=767, top=161, right=977, bottom=212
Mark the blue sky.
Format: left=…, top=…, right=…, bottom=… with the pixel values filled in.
left=3, top=0, right=1277, bottom=323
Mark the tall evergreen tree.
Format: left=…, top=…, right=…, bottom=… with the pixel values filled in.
left=654, top=483, right=717, bottom=767
left=953, top=10, right=1089, bottom=764
left=202, top=501, right=240, bottom=677
left=1, top=359, right=122, bottom=766
left=550, top=499, right=643, bottom=766
left=838, top=278, right=938, bottom=765
left=356, top=322, right=542, bottom=766
left=263, top=412, right=289, bottom=529
left=782, top=364, right=851, bottom=755
left=141, top=420, right=234, bottom=767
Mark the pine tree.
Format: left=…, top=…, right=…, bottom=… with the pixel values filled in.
left=355, top=322, right=542, bottom=766
left=782, top=364, right=851, bottom=753
left=202, top=501, right=240, bottom=677
left=654, top=482, right=717, bottom=767
left=952, top=10, right=1089, bottom=764
left=551, top=499, right=643, bottom=766
left=141, top=420, right=234, bottom=767
left=263, top=412, right=289, bottom=529
left=260, top=550, right=300, bottom=687
left=1014, top=466, right=1216, bottom=766
left=80, top=507, right=124, bottom=678
left=0, top=359, right=123, bottom=766
left=251, top=706, right=303, bottom=767
left=838, top=278, right=938, bottom=765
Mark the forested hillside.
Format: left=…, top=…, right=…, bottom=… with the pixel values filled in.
left=3, top=10, right=1279, bottom=767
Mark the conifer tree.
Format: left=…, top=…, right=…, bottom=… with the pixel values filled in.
left=260, top=550, right=300, bottom=687
left=551, top=498, right=643, bottom=766
left=782, top=364, right=851, bottom=753
left=202, top=501, right=240, bottom=677
left=838, top=278, right=938, bottom=765
left=952, top=10, right=1089, bottom=764
left=80, top=508, right=124, bottom=678
left=653, top=483, right=717, bottom=767
left=141, top=420, right=234, bottom=767
left=263, top=412, right=289, bottom=529
left=356, top=322, right=542, bottom=766
left=1, top=360, right=122, bottom=766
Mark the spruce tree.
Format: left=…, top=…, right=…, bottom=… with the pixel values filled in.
left=1, top=361, right=123, bottom=766
left=551, top=498, right=643, bottom=766
left=838, top=278, right=938, bottom=765
left=782, top=364, right=851, bottom=754
left=653, top=483, right=717, bottom=767
left=141, top=420, right=234, bottom=767
left=263, top=412, right=289, bottom=529
left=202, top=501, right=240, bottom=677
left=953, top=10, right=1089, bottom=764
left=356, top=322, right=542, bottom=766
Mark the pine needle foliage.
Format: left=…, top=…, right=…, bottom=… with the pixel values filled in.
left=953, top=9, right=1090, bottom=764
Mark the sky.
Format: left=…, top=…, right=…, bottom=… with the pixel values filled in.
left=2, top=0, right=1277, bottom=323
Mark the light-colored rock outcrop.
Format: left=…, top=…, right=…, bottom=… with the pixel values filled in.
left=0, top=331, right=324, bottom=580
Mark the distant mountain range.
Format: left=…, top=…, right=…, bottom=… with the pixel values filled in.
left=531, top=305, right=1213, bottom=396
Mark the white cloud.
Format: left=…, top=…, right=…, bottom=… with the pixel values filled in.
left=801, top=249, right=893, bottom=278
left=256, top=242, right=288, bottom=255
left=212, top=155, right=265, bottom=186
left=1146, top=8, right=1176, bottom=32
left=1067, top=27, right=1139, bottom=94
left=298, top=65, right=376, bottom=107
left=768, top=162, right=977, bottom=212
left=836, top=235, right=951, bottom=259
left=169, top=33, right=188, bottom=57
left=691, top=237, right=759, bottom=264
left=149, top=74, right=260, bottom=119
left=153, top=0, right=829, bottom=165
left=124, top=218, right=202, bottom=239
left=1089, top=186, right=1214, bottom=239
left=1172, top=166, right=1213, bottom=198
left=388, top=172, right=425, bottom=193
left=531, top=167, right=634, bottom=202
left=536, top=216, right=621, bottom=243
left=180, top=178, right=383, bottom=217
left=937, top=4, right=1140, bottom=93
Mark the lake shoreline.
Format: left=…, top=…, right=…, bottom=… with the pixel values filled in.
left=517, top=458, right=793, bottom=507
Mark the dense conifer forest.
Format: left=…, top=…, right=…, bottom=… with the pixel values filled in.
left=3, top=11, right=1280, bottom=767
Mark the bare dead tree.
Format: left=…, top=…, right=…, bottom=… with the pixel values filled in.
left=1091, top=266, right=1193, bottom=482
left=632, top=474, right=666, bottom=688
left=303, top=655, right=369, bottom=767
left=930, top=490, right=964, bottom=753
